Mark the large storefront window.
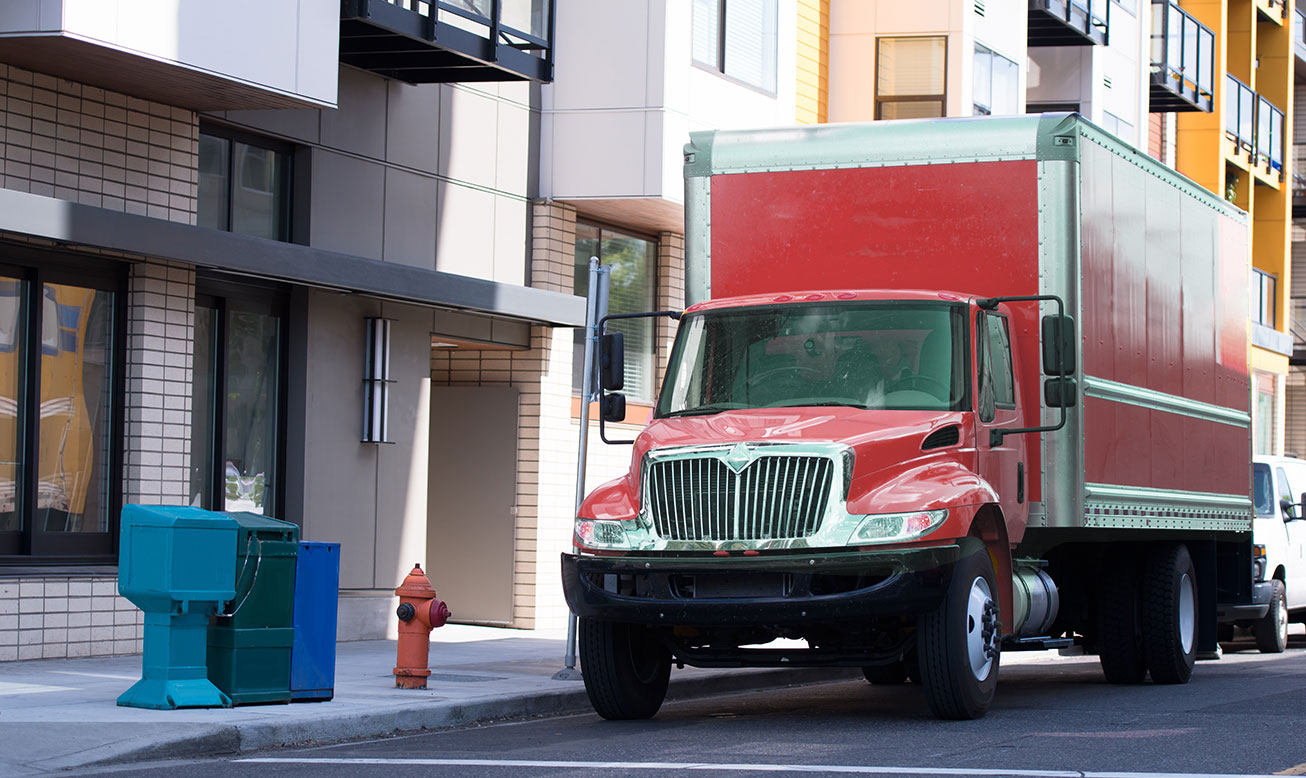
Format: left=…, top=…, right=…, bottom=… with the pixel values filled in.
left=190, top=281, right=285, bottom=515
left=0, top=259, right=123, bottom=560
left=573, top=224, right=658, bottom=404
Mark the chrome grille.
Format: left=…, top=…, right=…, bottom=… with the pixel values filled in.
left=645, top=455, right=834, bottom=542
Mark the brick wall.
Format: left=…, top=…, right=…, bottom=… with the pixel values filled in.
left=0, top=577, right=142, bottom=661
left=0, top=64, right=199, bottom=223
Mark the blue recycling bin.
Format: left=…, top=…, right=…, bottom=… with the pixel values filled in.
left=290, top=541, right=340, bottom=701
left=117, top=505, right=239, bottom=709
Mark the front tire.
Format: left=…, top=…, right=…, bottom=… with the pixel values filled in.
left=578, top=619, right=671, bottom=720
left=918, top=542, right=1001, bottom=719
left=1255, top=579, right=1288, bottom=654
left=1141, top=543, right=1198, bottom=684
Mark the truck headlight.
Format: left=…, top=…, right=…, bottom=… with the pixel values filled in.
left=1253, top=544, right=1267, bottom=582
left=576, top=519, right=630, bottom=550
left=848, top=509, right=947, bottom=544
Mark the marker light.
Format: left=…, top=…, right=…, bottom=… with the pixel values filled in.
left=849, top=509, right=947, bottom=544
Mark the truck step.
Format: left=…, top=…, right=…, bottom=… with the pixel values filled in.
left=1002, top=635, right=1074, bottom=651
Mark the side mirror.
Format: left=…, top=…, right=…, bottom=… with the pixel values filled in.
left=1044, top=377, right=1078, bottom=408
left=1041, top=314, right=1076, bottom=377
left=600, top=332, right=625, bottom=391
left=601, top=393, right=626, bottom=423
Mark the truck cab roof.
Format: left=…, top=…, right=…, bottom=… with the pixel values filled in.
left=684, top=289, right=973, bottom=314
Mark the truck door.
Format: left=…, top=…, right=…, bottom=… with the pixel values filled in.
left=1279, top=464, right=1306, bottom=607
left=976, top=310, right=1028, bottom=542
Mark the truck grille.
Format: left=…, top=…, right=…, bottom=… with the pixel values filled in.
left=644, top=455, right=834, bottom=542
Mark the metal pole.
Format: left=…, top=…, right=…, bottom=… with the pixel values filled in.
left=554, top=257, right=605, bottom=681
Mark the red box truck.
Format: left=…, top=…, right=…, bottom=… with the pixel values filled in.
left=562, top=114, right=1263, bottom=720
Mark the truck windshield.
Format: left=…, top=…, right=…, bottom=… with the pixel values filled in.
left=656, top=301, right=969, bottom=417
left=1253, top=463, right=1274, bottom=516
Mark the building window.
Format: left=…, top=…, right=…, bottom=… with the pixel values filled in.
left=190, top=279, right=286, bottom=516
left=198, top=126, right=293, bottom=242
left=692, top=0, right=779, bottom=93
left=877, top=37, right=947, bottom=120
left=0, top=256, right=123, bottom=560
left=1100, top=111, right=1135, bottom=141
left=573, top=224, right=658, bottom=404
left=973, top=44, right=1019, bottom=116
left=1252, top=268, right=1278, bottom=329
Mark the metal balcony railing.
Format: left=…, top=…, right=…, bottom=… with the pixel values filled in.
left=1149, top=0, right=1215, bottom=112
left=340, top=0, right=555, bottom=84
left=1296, top=9, right=1306, bottom=64
left=1258, top=95, right=1285, bottom=179
left=1294, top=145, right=1306, bottom=213
left=1225, top=75, right=1256, bottom=154
left=1028, top=0, right=1109, bottom=47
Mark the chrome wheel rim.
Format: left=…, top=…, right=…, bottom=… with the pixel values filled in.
left=966, top=576, right=997, bottom=681
left=1276, top=592, right=1289, bottom=647
left=1179, top=572, right=1196, bottom=655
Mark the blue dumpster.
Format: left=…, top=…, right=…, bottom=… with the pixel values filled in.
left=290, top=541, right=340, bottom=701
left=117, top=505, right=239, bottom=709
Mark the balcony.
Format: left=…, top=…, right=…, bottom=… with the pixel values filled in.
left=1294, top=144, right=1306, bottom=218
left=1295, top=9, right=1306, bottom=70
left=340, top=0, right=554, bottom=84
left=1225, top=75, right=1257, bottom=165
left=1149, top=1, right=1215, bottom=112
left=1028, top=0, right=1109, bottom=47
left=1257, top=0, right=1288, bottom=24
left=1255, top=96, right=1286, bottom=184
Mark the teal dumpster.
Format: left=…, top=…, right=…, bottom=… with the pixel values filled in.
left=117, top=505, right=239, bottom=710
left=206, top=513, right=299, bottom=705
left=291, top=541, right=340, bottom=701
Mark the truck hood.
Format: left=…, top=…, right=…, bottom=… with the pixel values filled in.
left=635, top=407, right=970, bottom=483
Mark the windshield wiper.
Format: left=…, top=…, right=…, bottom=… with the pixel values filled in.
left=766, top=401, right=870, bottom=409
left=662, top=405, right=740, bottom=417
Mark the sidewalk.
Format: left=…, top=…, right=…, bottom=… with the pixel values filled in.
left=0, top=625, right=859, bottom=776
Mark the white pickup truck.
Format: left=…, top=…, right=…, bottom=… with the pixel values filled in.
left=1246, top=455, right=1306, bottom=651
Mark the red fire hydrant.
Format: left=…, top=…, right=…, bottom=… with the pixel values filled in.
left=393, top=563, right=451, bottom=689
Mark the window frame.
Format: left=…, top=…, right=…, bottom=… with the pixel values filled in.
left=572, top=221, right=660, bottom=405
left=875, top=36, right=949, bottom=120
left=0, top=245, right=127, bottom=563
left=192, top=273, right=290, bottom=520
left=972, top=43, right=1020, bottom=117
left=691, top=0, right=780, bottom=95
left=198, top=122, right=296, bottom=243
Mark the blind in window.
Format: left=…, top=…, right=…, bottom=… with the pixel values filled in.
left=692, top=0, right=720, bottom=67
left=878, top=37, right=946, bottom=97
left=723, top=0, right=778, bottom=92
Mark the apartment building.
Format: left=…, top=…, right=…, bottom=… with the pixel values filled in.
left=1283, top=9, right=1306, bottom=454
left=0, top=0, right=583, bottom=661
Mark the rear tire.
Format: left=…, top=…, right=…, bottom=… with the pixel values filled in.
left=1096, top=560, right=1147, bottom=684
left=1254, top=580, right=1288, bottom=654
left=578, top=619, right=671, bottom=720
left=1141, top=543, right=1198, bottom=684
left=918, top=542, right=1001, bottom=719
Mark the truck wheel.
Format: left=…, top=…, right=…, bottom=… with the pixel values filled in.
left=578, top=618, right=671, bottom=720
left=918, top=544, right=1001, bottom=719
left=1096, top=563, right=1146, bottom=684
left=1254, top=580, right=1288, bottom=654
left=1141, top=543, right=1197, bottom=684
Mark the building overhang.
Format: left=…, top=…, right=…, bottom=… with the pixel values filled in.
left=559, top=197, right=684, bottom=236
left=0, top=188, right=584, bottom=328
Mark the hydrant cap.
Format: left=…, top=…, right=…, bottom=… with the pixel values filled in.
left=394, top=564, right=437, bottom=598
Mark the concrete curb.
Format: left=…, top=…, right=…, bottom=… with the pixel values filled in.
left=79, top=668, right=862, bottom=769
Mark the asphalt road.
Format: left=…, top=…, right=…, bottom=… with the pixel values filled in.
left=83, top=635, right=1306, bottom=778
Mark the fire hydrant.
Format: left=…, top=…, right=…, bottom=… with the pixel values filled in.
left=393, top=563, right=451, bottom=689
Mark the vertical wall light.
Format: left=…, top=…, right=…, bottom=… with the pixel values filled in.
left=363, top=318, right=393, bottom=444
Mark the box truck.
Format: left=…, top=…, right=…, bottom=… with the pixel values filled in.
left=562, top=114, right=1264, bottom=720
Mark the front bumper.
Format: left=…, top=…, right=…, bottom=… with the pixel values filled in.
left=1217, top=580, right=1272, bottom=622
left=561, top=545, right=961, bottom=627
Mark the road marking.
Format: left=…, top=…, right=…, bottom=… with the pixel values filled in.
left=1274, top=765, right=1306, bottom=776
left=234, top=758, right=1294, bottom=778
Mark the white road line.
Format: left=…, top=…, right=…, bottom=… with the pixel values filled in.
left=233, top=758, right=1291, bottom=778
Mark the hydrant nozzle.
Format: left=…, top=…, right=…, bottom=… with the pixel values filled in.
left=393, top=563, right=450, bottom=689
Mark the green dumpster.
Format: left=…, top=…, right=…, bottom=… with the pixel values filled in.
left=206, top=513, right=299, bottom=705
